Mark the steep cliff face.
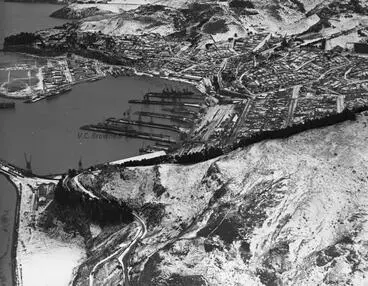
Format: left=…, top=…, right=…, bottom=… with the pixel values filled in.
left=84, top=112, right=368, bottom=286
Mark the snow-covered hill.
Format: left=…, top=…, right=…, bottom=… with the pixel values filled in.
left=79, top=5, right=185, bottom=36
left=74, top=111, right=368, bottom=286
left=53, top=0, right=368, bottom=42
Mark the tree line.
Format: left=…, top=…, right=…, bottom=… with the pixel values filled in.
left=4, top=32, right=43, bottom=46
left=54, top=178, right=134, bottom=225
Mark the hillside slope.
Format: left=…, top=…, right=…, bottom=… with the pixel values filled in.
left=74, top=112, right=368, bottom=286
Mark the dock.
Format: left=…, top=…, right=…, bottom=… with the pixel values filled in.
left=25, top=85, right=72, bottom=103
left=106, top=118, right=182, bottom=133
left=144, top=91, right=203, bottom=101
left=80, top=124, right=176, bottom=144
left=128, top=99, right=202, bottom=108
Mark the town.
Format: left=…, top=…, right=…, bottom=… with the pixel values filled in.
left=2, top=8, right=368, bottom=158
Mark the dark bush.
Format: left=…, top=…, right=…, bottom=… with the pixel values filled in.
left=229, top=0, right=255, bottom=9
left=202, top=19, right=229, bottom=34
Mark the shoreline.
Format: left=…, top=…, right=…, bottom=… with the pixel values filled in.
left=0, top=173, right=21, bottom=286
left=1, top=49, right=206, bottom=92
left=4, top=0, right=63, bottom=5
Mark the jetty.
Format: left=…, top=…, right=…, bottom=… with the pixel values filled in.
left=144, top=89, right=203, bottom=101
left=128, top=99, right=202, bottom=107
left=80, top=124, right=176, bottom=144
left=106, top=118, right=182, bottom=133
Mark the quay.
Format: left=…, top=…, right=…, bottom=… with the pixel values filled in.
left=106, top=118, right=182, bottom=133
left=80, top=125, right=176, bottom=144
left=128, top=99, right=202, bottom=107
left=25, top=85, right=72, bottom=103
left=144, top=91, right=203, bottom=101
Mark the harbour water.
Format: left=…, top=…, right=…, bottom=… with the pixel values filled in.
left=0, top=2, right=69, bottom=49
left=0, top=3, right=70, bottom=285
left=0, top=3, right=194, bottom=285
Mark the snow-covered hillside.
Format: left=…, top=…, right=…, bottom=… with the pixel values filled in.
left=79, top=5, right=184, bottom=36
left=53, top=0, right=368, bottom=43
left=75, top=111, right=368, bottom=286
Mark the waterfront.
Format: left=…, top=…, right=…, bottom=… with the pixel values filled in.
left=0, top=74, right=192, bottom=286
left=0, top=3, right=69, bottom=285
left=0, top=3, right=194, bottom=286
left=0, top=176, right=17, bottom=286
left=0, top=76, right=184, bottom=174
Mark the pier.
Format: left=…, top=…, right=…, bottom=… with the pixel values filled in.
left=106, top=118, right=183, bottom=133
left=128, top=99, right=202, bottom=108
left=80, top=125, right=176, bottom=144
left=144, top=91, right=203, bottom=101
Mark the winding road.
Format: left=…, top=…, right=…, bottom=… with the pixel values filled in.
left=88, top=211, right=147, bottom=286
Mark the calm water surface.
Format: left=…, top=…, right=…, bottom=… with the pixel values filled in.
left=0, top=3, right=70, bottom=285
left=0, top=4, right=190, bottom=285
left=0, top=2, right=68, bottom=49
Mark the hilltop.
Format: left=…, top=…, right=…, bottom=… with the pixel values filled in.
left=49, top=0, right=368, bottom=36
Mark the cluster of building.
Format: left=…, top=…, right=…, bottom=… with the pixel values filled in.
left=24, top=56, right=107, bottom=102
left=178, top=37, right=368, bottom=155
left=42, top=59, right=70, bottom=93
left=14, top=22, right=368, bottom=155
left=66, top=56, right=104, bottom=82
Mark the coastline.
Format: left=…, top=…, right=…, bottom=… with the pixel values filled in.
left=0, top=173, right=21, bottom=286
left=0, top=165, right=84, bottom=286
left=4, top=0, right=63, bottom=5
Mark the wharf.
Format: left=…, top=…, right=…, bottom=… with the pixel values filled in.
left=128, top=99, right=202, bottom=107
left=25, top=85, right=72, bottom=103
left=145, top=92, right=203, bottom=101
left=106, top=118, right=182, bottom=133
left=80, top=125, right=176, bottom=144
